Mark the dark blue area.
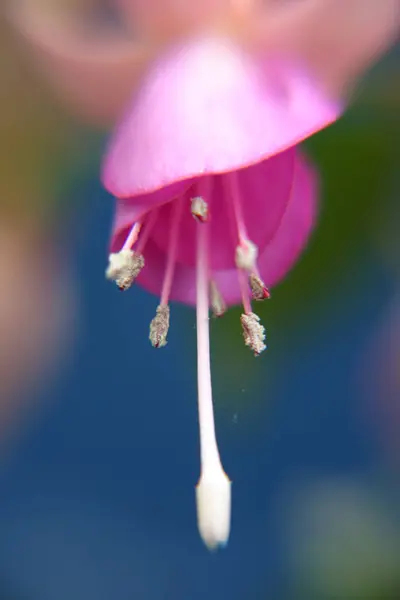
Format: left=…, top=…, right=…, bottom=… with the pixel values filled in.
left=0, top=182, right=390, bottom=600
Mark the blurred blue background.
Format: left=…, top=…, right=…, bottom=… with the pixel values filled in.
left=0, top=5, right=399, bottom=599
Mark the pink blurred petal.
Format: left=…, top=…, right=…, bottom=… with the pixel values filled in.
left=110, top=149, right=316, bottom=306
left=252, top=0, right=400, bottom=96
left=116, top=0, right=231, bottom=39
left=0, top=223, right=76, bottom=438
left=8, top=4, right=152, bottom=126
left=103, top=36, right=339, bottom=197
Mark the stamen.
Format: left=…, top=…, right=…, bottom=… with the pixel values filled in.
left=249, top=273, right=271, bottom=301
left=238, top=268, right=252, bottom=315
left=223, top=174, right=252, bottom=316
left=235, top=239, right=258, bottom=272
left=106, top=220, right=146, bottom=291
left=224, top=172, right=268, bottom=351
left=195, top=195, right=231, bottom=551
left=160, top=199, right=184, bottom=307
left=240, top=312, right=267, bottom=356
left=136, top=209, right=159, bottom=255
left=191, top=196, right=209, bottom=223
left=209, top=280, right=226, bottom=318
left=149, top=305, right=170, bottom=348
left=226, top=172, right=268, bottom=299
left=228, top=171, right=249, bottom=245
left=106, top=249, right=144, bottom=291
left=149, top=200, right=183, bottom=348
left=122, top=221, right=141, bottom=251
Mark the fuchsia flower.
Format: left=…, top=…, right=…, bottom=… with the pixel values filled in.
left=103, top=36, right=336, bottom=548
left=9, top=0, right=399, bottom=550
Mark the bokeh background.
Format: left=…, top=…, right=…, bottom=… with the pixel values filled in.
left=0, top=3, right=399, bottom=599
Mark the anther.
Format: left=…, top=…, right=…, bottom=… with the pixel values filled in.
left=249, top=273, right=271, bottom=301
left=149, top=305, right=170, bottom=348
left=235, top=240, right=258, bottom=272
left=191, top=197, right=209, bottom=223
left=240, top=312, right=266, bottom=356
left=209, top=280, right=226, bottom=318
left=106, top=249, right=145, bottom=291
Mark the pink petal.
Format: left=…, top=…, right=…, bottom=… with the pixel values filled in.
left=245, top=151, right=317, bottom=293
left=8, top=4, right=151, bottom=126
left=253, top=0, right=400, bottom=96
left=116, top=0, right=231, bottom=39
left=102, top=35, right=339, bottom=198
left=110, top=149, right=316, bottom=306
left=112, top=148, right=296, bottom=267
left=151, top=152, right=295, bottom=270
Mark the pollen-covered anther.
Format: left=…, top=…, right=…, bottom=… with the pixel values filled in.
left=209, top=280, right=226, bottom=318
left=249, top=273, right=271, bottom=301
left=191, top=196, right=209, bottom=223
left=149, top=304, right=170, bottom=348
left=235, top=240, right=258, bottom=271
left=106, top=249, right=145, bottom=291
left=240, top=312, right=266, bottom=356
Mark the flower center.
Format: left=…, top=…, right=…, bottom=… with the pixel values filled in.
left=107, top=175, right=269, bottom=352
left=106, top=173, right=272, bottom=549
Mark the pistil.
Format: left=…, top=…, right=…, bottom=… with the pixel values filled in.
left=194, top=189, right=231, bottom=551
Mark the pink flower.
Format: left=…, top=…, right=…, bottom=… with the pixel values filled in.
left=9, top=0, right=398, bottom=549
left=8, top=1, right=400, bottom=124
left=103, top=36, right=325, bottom=548
left=105, top=36, right=330, bottom=309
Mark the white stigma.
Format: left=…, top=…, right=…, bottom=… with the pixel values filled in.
left=235, top=240, right=258, bottom=271
left=196, top=467, right=231, bottom=551
left=106, top=249, right=144, bottom=291
left=241, top=312, right=266, bottom=356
